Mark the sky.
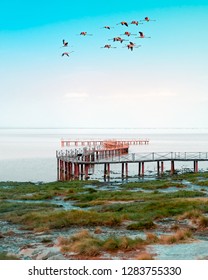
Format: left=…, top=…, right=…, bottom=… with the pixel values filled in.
left=0, top=0, right=208, bottom=128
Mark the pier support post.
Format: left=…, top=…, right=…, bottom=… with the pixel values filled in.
left=194, top=161, right=199, bottom=173
left=64, top=161, right=68, bottom=180
left=157, top=161, right=160, bottom=176
left=85, top=164, right=89, bottom=179
left=107, top=163, right=110, bottom=177
left=138, top=162, right=141, bottom=176
left=161, top=161, right=164, bottom=175
left=171, top=160, right=175, bottom=175
left=65, top=161, right=68, bottom=181
left=69, top=162, right=72, bottom=178
left=80, top=164, right=83, bottom=180
left=141, top=162, right=145, bottom=176
left=104, top=163, right=107, bottom=178
left=57, top=158, right=60, bottom=181
left=81, top=164, right=84, bottom=175
left=74, top=163, right=79, bottom=179
left=122, top=163, right=124, bottom=177
left=60, top=160, right=64, bottom=181
left=125, top=162, right=128, bottom=177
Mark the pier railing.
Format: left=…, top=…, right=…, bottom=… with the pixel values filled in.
left=56, top=150, right=208, bottom=180
left=61, top=138, right=149, bottom=147
left=57, top=151, right=208, bottom=163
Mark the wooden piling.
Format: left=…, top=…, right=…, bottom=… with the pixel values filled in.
left=138, top=162, right=141, bottom=176
left=157, top=161, right=160, bottom=176
left=122, top=163, right=124, bottom=177
left=161, top=161, right=164, bottom=175
left=171, top=160, right=175, bottom=175
left=107, top=163, right=110, bottom=177
left=141, top=162, right=145, bottom=176
left=125, top=162, right=128, bottom=177
left=85, top=164, right=89, bottom=179
left=194, top=161, right=198, bottom=173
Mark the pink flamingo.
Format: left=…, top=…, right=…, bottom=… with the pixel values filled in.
left=62, top=39, right=68, bottom=47
left=136, top=31, right=151, bottom=38
left=101, top=26, right=114, bottom=30
left=108, top=37, right=127, bottom=43
left=117, top=21, right=128, bottom=27
left=101, top=44, right=116, bottom=49
left=61, top=51, right=74, bottom=57
left=79, top=31, right=93, bottom=36
left=130, top=20, right=143, bottom=26
left=141, top=17, right=156, bottom=22
left=124, top=42, right=141, bottom=51
left=120, top=31, right=136, bottom=37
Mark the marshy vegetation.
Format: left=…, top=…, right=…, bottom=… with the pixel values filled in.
left=57, top=228, right=193, bottom=259
left=1, top=172, right=208, bottom=259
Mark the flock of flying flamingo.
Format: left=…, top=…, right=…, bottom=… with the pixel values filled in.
left=61, top=16, right=156, bottom=57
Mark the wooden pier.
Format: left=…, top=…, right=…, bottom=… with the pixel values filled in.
left=61, top=138, right=149, bottom=147
left=56, top=150, right=208, bottom=181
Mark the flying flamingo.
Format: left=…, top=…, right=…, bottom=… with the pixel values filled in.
left=108, top=37, right=127, bottom=43
left=131, top=20, right=143, bottom=25
left=100, top=26, right=114, bottom=30
left=124, top=42, right=141, bottom=51
left=62, top=39, right=68, bottom=47
left=142, top=17, right=156, bottom=22
left=79, top=31, right=93, bottom=36
left=61, top=51, right=74, bottom=57
left=101, top=44, right=116, bottom=49
left=120, top=31, right=136, bottom=37
left=117, top=21, right=128, bottom=27
left=136, top=31, right=151, bottom=38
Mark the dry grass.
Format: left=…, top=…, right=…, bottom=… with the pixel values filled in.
left=102, top=236, right=132, bottom=251
left=196, top=216, right=208, bottom=228
left=58, top=230, right=101, bottom=257
left=145, top=232, right=159, bottom=243
left=179, top=210, right=202, bottom=220
left=159, top=229, right=192, bottom=244
left=178, top=210, right=208, bottom=229
left=58, top=230, right=146, bottom=257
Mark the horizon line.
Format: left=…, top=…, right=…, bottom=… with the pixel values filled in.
left=1, top=127, right=208, bottom=130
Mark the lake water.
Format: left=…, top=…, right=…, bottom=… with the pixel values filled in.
left=0, top=128, right=208, bottom=182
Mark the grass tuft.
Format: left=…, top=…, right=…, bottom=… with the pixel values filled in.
left=127, top=220, right=156, bottom=230
left=0, top=252, right=19, bottom=260
left=159, top=229, right=192, bottom=244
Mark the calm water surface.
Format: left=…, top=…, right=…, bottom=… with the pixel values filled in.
left=0, top=128, right=208, bottom=182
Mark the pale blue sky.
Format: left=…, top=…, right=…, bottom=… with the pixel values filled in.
left=1, top=1, right=208, bottom=128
